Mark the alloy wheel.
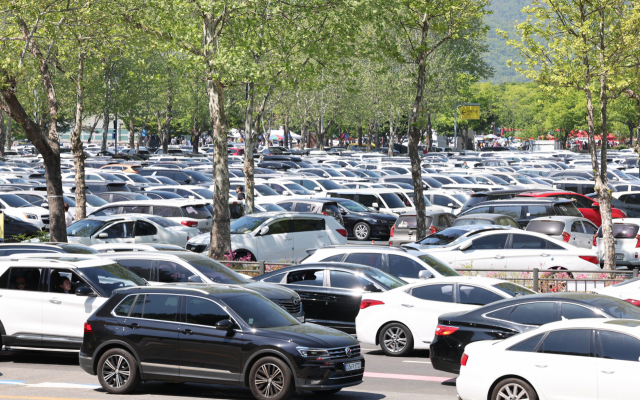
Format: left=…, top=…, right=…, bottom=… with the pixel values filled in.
left=102, top=355, right=131, bottom=388
left=254, top=363, right=284, bottom=398
left=497, top=383, right=530, bottom=400
left=383, top=326, right=407, bottom=353
left=354, top=223, right=370, bottom=239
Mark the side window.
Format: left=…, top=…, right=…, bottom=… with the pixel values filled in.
left=528, top=205, right=553, bottom=218
left=338, top=193, right=356, bottom=200
left=185, top=296, right=229, bottom=327
left=266, top=219, right=291, bottom=235
left=411, top=284, right=454, bottom=303
left=140, top=294, right=180, bottom=322
left=538, top=329, right=592, bottom=357
left=0, top=269, right=8, bottom=288
left=465, top=206, right=491, bottom=215
left=294, top=203, right=313, bottom=212
left=49, top=268, right=88, bottom=294
left=117, top=259, right=154, bottom=280
left=154, top=206, right=183, bottom=218
left=561, top=303, right=604, bottom=320
left=433, top=195, right=451, bottom=207
left=358, top=195, right=379, bottom=207
left=511, top=234, right=546, bottom=249
left=270, top=184, right=286, bottom=195
left=571, top=221, right=584, bottom=233
left=293, top=219, right=324, bottom=232
left=345, top=253, right=384, bottom=269
left=300, top=181, right=317, bottom=191
left=470, top=234, right=509, bottom=250
left=101, top=222, right=135, bottom=238
left=122, top=206, right=151, bottom=215
left=583, top=221, right=597, bottom=235
left=278, top=202, right=293, bottom=211
left=262, top=273, right=285, bottom=283
left=94, top=206, right=120, bottom=217
left=510, top=302, right=555, bottom=325
left=509, top=333, right=545, bottom=352
left=545, top=239, right=566, bottom=250
left=597, top=330, right=640, bottom=361
left=6, top=268, right=43, bottom=291
left=286, top=269, right=324, bottom=286
left=321, top=254, right=345, bottom=262
left=329, top=271, right=369, bottom=290
left=388, top=255, right=425, bottom=279
left=565, top=184, right=580, bottom=193
left=114, top=295, right=136, bottom=317
left=157, top=261, right=192, bottom=283
left=458, top=285, right=504, bottom=306
left=492, top=206, right=522, bottom=219
left=135, top=221, right=158, bottom=236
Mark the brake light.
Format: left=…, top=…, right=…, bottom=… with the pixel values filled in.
left=435, top=325, right=459, bottom=336
left=460, top=353, right=469, bottom=366
left=579, top=255, right=599, bottom=265
left=562, top=231, right=571, bottom=242
left=321, top=211, right=328, bottom=216
left=84, top=322, right=93, bottom=333
left=625, top=299, right=640, bottom=307
left=593, top=233, right=598, bottom=246
left=336, top=228, right=348, bottom=237
left=181, top=221, right=198, bottom=227
left=360, top=299, right=384, bottom=309
left=429, top=225, right=437, bottom=234
left=390, top=225, right=395, bottom=237
left=635, top=235, right=640, bottom=248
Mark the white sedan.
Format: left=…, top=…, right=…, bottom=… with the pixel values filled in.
left=457, top=318, right=640, bottom=400
left=422, top=229, right=600, bottom=271
left=355, top=276, right=534, bottom=356
left=594, top=277, right=640, bottom=304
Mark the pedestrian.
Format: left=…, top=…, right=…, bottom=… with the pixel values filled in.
left=64, top=203, right=74, bottom=227
left=236, top=186, right=245, bottom=200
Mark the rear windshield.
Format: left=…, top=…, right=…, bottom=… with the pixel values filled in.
left=597, top=224, right=640, bottom=238
left=556, top=203, right=582, bottom=217
left=181, top=205, right=211, bottom=219
left=397, top=215, right=433, bottom=230
left=492, top=282, right=535, bottom=297
left=418, top=228, right=470, bottom=245
left=417, top=254, right=461, bottom=276
left=453, top=218, right=493, bottom=226
left=590, top=297, right=640, bottom=319
left=230, top=203, right=245, bottom=219
left=526, top=220, right=565, bottom=235
left=146, top=216, right=181, bottom=227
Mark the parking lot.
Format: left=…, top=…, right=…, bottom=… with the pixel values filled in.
left=0, top=347, right=457, bottom=400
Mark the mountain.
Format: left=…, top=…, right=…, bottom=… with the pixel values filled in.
left=484, top=0, right=532, bottom=83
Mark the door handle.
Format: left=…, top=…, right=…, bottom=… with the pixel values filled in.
left=285, top=238, right=292, bottom=241
left=601, top=370, right=615, bottom=374
left=130, top=323, right=140, bottom=329
left=317, top=234, right=324, bottom=237
left=535, top=365, right=547, bottom=368
left=540, top=253, right=550, bottom=257
left=495, top=255, right=505, bottom=259
left=152, top=238, right=158, bottom=241
left=401, top=304, right=414, bottom=308
left=50, top=297, right=61, bottom=304
left=183, top=329, right=193, bottom=335
left=408, top=231, right=414, bottom=235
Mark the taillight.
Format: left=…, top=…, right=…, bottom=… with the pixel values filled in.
left=390, top=225, right=395, bottom=237
left=593, top=234, right=597, bottom=246
left=336, top=228, right=348, bottom=237
left=579, top=255, right=599, bottom=265
left=562, top=231, right=570, bottom=242
left=635, top=235, right=640, bottom=248
left=321, top=211, right=328, bottom=216
left=429, top=226, right=437, bottom=234
left=181, top=221, right=198, bottom=227
left=460, top=353, right=469, bottom=366
left=435, top=325, right=459, bottom=336
left=84, top=322, right=93, bottom=333
left=360, top=299, right=384, bottom=309
left=625, top=299, right=640, bottom=307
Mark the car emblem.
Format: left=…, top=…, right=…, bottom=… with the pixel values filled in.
left=292, top=297, right=300, bottom=306
left=345, top=347, right=352, bottom=357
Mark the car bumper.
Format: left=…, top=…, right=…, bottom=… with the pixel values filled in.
left=186, top=243, right=208, bottom=253
left=370, top=224, right=393, bottom=238
left=79, top=354, right=94, bottom=375
left=295, top=357, right=365, bottom=391
left=430, top=339, right=463, bottom=374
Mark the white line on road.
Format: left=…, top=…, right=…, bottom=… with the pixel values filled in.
left=402, top=361, right=431, bottom=364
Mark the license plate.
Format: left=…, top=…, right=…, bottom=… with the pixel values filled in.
left=616, top=254, right=624, bottom=260
left=344, top=361, right=361, bottom=372
left=296, top=316, right=305, bottom=323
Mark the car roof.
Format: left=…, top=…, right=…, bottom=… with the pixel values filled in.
left=255, top=262, right=388, bottom=278
left=279, top=198, right=338, bottom=204
left=473, top=198, right=574, bottom=205
left=529, top=216, right=587, bottom=222
left=536, top=318, right=640, bottom=333
left=0, top=254, right=116, bottom=269
left=93, top=199, right=208, bottom=207
left=456, top=213, right=505, bottom=220
left=115, top=283, right=252, bottom=296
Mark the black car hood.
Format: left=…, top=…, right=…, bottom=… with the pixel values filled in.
left=241, top=281, right=299, bottom=302
left=438, top=311, right=469, bottom=322
left=258, top=323, right=358, bottom=348
left=348, top=211, right=396, bottom=220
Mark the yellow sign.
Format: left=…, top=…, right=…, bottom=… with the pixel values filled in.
left=460, top=105, right=480, bottom=120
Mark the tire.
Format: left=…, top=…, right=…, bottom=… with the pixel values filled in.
left=312, top=389, right=342, bottom=395
left=491, top=378, right=538, bottom=400
left=249, top=356, right=295, bottom=400
left=97, top=348, right=141, bottom=394
left=353, top=222, right=371, bottom=241
left=379, top=322, right=414, bottom=357
left=235, top=250, right=256, bottom=261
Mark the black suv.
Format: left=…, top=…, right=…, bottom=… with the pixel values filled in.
left=276, top=199, right=344, bottom=226
left=80, top=285, right=363, bottom=400
left=459, top=198, right=582, bottom=228
left=461, top=188, right=553, bottom=213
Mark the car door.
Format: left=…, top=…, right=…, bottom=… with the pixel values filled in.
left=398, top=283, right=459, bottom=343
left=595, top=329, right=640, bottom=400
left=582, top=220, right=598, bottom=246
left=0, top=266, right=47, bottom=342
left=134, top=220, right=159, bottom=244
left=41, top=268, right=102, bottom=344
left=256, top=218, right=294, bottom=261
left=506, top=233, right=567, bottom=270
left=92, top=221, right=135, bottom=244
left=570, top=221, right=592, bottom=249
left=453, top=233, right=509, bottom=270
left=324, top=270, right=373, bottom=332
left=179, top=295, right=244, bottom=381
left=282, top=268, right=328, bottom=325
left=292, top=218, right=327, bottom=260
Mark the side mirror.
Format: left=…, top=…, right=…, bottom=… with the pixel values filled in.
left=447, top=203, right=454, bottom=207
left=97, top=232, right=108, bottom=238
left=188, top=275, right=203, bottom=282
left=41, top=202, right=49, bottom=208
left=184, top=178, right=192, bottom=184
left=75, top=286, right=97, bottom=297
left=285, top=192, right=291, bottom=196
left=592, top=202, right=600, bottom=208
left=418, top=270, right=434, bottom=279
left=259, top=226, right=270, bottom=235
left=341, top=210, right=347, bottom=215
left=314, top=187, right=322, bottom=192
left=459, top=240, right=473, bottom=251
left=363, top=283, right=382, bottom=293
left=372, top=202, right=379, bottom=209
left=215, top=319, right=234, bottom=330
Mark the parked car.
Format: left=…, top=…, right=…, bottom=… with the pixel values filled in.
left=80, top=285, right=363, bottom=398
left=525, top=216, right=597, bottom=249
left=610, top=191, right=640, bottom=218
left=594, top=218, right=640, bottom=269
left=329, top=197, right=397, bottom=240
left=138, top=168, right=214, bottom=187
left=0, top=256, right=146, bottom=350
left=459, top=198, right=583, bottom=228
left=401, top=226, right=516, bottom=250
left=594, top=276, right=640, bottom=303
left=0, top=242, right=99, bottom=255
left=461, top=188, right=543, bottom=213
left=356, top=276, right=534, bottom=356
left=457, top=318, right=640, bottom=400
left=253, top=262, right=406, bottom=333
left=389, top=211, right=456, bottom=246
left=90, top=243, right=188, bottom=253
left=326, top=189, right=416, bottom=216
left=276, top=198, right=344, bottom=226
left=452, top=213, right=521, bottom=228
left=430, top=293, right=640, bottom=375
left=99, top=164, right=142, bottom=173
left=0, top=193, right=49, bottom=230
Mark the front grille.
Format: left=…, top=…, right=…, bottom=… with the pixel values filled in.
left=327, top=345, right=361, bottom=359
left=42, top=216, right=50, bottom=224
left=278, top=300, right=301, bottom=314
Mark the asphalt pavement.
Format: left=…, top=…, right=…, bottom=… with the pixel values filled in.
left=0, top=345, right=458, bottom=400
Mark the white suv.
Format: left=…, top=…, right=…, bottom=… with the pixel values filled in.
left=0, top=256, right=146, bottom=351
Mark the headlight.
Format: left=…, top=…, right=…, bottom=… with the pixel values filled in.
left=297, top=347, right=330, bottom=359
left=371, top=219, right=379, bottom=223
left=24, top=214, right=38, bottom=220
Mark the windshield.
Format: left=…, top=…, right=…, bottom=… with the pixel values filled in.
left=363, top=269, right=406, bottom=290
left=254, top=185, right=279, bottom=196
left=380, top=193, right=406, bottom=209
left=0, top=194, right=33, bottom=208
left=85, top=195, right=108, bottom=207
left=54, top=244, right=100, bottom=254
left=339, top=170, right=357, bottom=177
left=8, top=178, right=29, bottom=183
left=146, top=216, right=181, bottom=227
left=452, top=194, right=469, bottom=204
left=80, top=263, right=146, bottom=296
left=223, top=293, right=299, bottom=328
left=125, top=174, right=151, bottom=183
left=451, top=176, right=472, bottom=184
left=185, top=171, right=213, bottom=183
left=485, top=175, right=509, bottom=185
left=337, top=199, right=369, bottom=212
left=230, top=216, right=269, bottom=234
left=360, top=170, right=381, bottom=178
left=67, top=219, right=106, bottom=237
left=317, top=180, right=342, bottom=190
left=514, top=175, right=535, bottom=184
left=418, top=228, right=471, bottom=245
left=98, top=173, right=124, bottom=181
left=323, top=169, right=342, bottom=177
left=186, top=257, right=250, bottom=284
left=417, top=254, right=461, bottom=276
left=192, top=189, right=214, bottom=199
left=284, top=183, right=312, bottom=195
left=492, top=282, right=535, bottom=297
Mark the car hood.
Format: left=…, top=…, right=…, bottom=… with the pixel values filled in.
left=188, top=232, right=211, bottom=245
left=14, top=206, right=48, bottom=216
left=257, top=323, right=359, bottom=348
left=241, top=281, right=299, bottom=301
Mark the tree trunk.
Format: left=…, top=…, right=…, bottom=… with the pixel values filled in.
left=128, top=118, right=135, bottom=150
left=284, top=115, right=290, bottom=149
left=366, top=121, right=373, bottom=152
left=0, top=111, right=5, bottom=156
left=243, top=82, right=256, bottom=215
left=86, top=116, right=100, bottom=144
left=100, top=64, right=113, bottom=153
left=426, top=113, right=433, bottom=153
left=162, top=85, right=173, bottom=153
left=71, top=52, right=88, bottom=222
left=5, top=115, right=12, bottom=149
left=357, top=125, right=363, bottom=147
left=388, top=120, right=394, bottom=157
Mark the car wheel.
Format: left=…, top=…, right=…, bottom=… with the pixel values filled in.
left=491, top=378, right=538, bottom=400
left=312, top=389, right=342, bottom=395
left=249, top=356, right=295, bottom=400
left=379, top=323, right=414, bottom=356
left=97, top=348, right=141, bottom=394
left=353, top=222, right=371, bottom=241
left=234, top=250, right=256, bottom=261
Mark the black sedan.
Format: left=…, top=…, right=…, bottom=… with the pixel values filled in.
left=331, top=197, right=397, bottom=240
left=430, top=293, right=640, bottom=374
left=3, top=214, right=44, bottom=242
left=254, top=263, right=407, bottom=333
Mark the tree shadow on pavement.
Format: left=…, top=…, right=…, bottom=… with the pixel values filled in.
left=0, top=350, right=79, bottom=366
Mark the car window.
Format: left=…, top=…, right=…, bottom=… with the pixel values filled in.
left=511, top=234, right=547, bottom=249
left=286, top=269, right=324, bottom=286
left=561, top=303, right=605, bottom=320
left=388, top=254, right=425, bottom=279
left=185, top=296, right=230, bottom=327
left=321, top=254, right=345, bottom=262
left=102, top=222, right=135, bottom=238
left=117, top=259, right=154, bottom=280
left=410, top=284, right=454, bottom=302
left=528, top=205, right=553, bottom=218
left=358, top=194, right=379, bottom=207
left=262, top=273, right=285, bottom=283
left=154, top=206, right=183, bottom=218
left=135, top=221, right=157, bottom=236
left=458, top=285, right=504, bottom=306
left=114, top=295, right=136, bottom=317
left=278, top=202, right=293, bottom=211
left=583, top=221, right=597, bottom=235
left=157, top=261, right=191, bottom=283
left=511, top=302, right=555, bottom=325
left=433, top=195, right=453, bottom=207
left=597, top=330, right=640, bottom=361
left=122, top=206, right=151, bottom=214
left=345, top=253, right=384, bottom=269
left=470, top=233, right=509, bottom=250
left=94, top=206, right=120, bottom=217
left=493, top=206, right=521, bottom=219
left=294, top=203, right=313, bottom=212
left=266, top=219, right=291, bottom=235
left=137, top=294, right=179, bottom=322
left=572, top=221, right=584, bottom=233
left=293, top=219, right=325, bottom=233
left=538, top=329, right=592, bottom=357
left=2, top=267, right=43, bottom=291
left=329, top=270, right=369, bottom=290
left=508, top=333, right=545, bottom=352
left=465, top=206, right=491, bottom=215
